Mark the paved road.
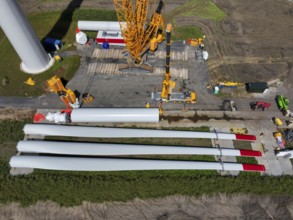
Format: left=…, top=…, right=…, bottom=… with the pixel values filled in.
left=0, top=88, right=292, bottom=114
left=0, top=94, right=63, bottom=109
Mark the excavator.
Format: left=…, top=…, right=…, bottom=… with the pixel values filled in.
left=152, top=24, right=196, bottom=113
left=113, top=0, right=165, bottom=72
left=187, top=37, right=204, bottom=47
left=250, top=101, right=271, bottom=111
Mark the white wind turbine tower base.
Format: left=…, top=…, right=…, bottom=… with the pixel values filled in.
left=0, top=0, right=54, bottom=74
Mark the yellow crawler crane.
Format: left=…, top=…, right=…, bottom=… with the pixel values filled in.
left=113, top=0, right=164, bottom=72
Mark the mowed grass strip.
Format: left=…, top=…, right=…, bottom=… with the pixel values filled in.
left=172, top=25, right=203, bottom=40
left=0, top=119, right=31, bottom=144
left=0, top=9, right=117, bottom=96
left=167, top=0, right=226, bottom=22
left=0, top=119, right=32, bottom=158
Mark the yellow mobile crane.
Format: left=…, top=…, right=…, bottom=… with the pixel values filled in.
left=113, top=0, right=165, bottom=71
left=152, top=24, right=196, bottom=109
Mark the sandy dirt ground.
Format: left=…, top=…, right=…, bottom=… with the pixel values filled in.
left=171, top=2, right=292, bottom=84
left=175, top=0, right=293, bottom=84
left=1, top=194, right=293, bottom=220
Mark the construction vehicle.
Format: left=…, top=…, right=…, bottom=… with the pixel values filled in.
left=82, top=93, right=94, bottom=104
left=217, top=82, right=245, bottom=88
left=276, top=95, right=289, bottom=112
left=250, top=101, right=271, bottom=111
left=274, top=132, right=286, bottom=149
left=276, top=95, right=289, bottom=111
left=273, top=117, right=283, bottom=126
left=113, top=0, right=164, bottom=71
left=152, top=24, right=196, bottom=106
left=44, top=75, right=79, bottom=109
left=187, top=38, right=203, bottom=47
left=230, top=100, right=237, bottom=111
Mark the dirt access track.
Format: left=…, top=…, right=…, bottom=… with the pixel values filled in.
left=19, top=0, right=293, bottom=85
left=1, top=195, right=293, bottom=219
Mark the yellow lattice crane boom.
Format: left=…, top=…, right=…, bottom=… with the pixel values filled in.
left=113, top=0, right=164, bottom=71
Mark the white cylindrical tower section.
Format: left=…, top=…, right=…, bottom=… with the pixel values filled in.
left=78, top=21, right=123, bottom=32
left=0, top=0, right=54, bottom=74
left=70, top=108, right=159, bottom=123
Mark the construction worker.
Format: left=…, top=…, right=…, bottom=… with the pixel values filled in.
left=145, top=102, right=151, bottom=108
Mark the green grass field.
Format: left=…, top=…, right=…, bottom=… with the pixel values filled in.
left=167, top=0, right=226, bottom=22
left=27, top=9, right=117, bottom=44
left=0, top=55, right=80, bottom=96
left=0, top=9, right=117, bottom=96
left=166, top=0, right=225, bottom=40
left=172, top=25, right=203, bottom=41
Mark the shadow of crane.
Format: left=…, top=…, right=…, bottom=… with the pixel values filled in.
left=42, top=0, right=83, bottom=43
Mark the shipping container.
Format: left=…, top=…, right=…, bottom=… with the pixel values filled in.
left=246, top=82, right=268, bottom=93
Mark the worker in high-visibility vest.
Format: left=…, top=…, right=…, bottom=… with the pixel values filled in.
left=145, top=102, right=151, bottom=108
